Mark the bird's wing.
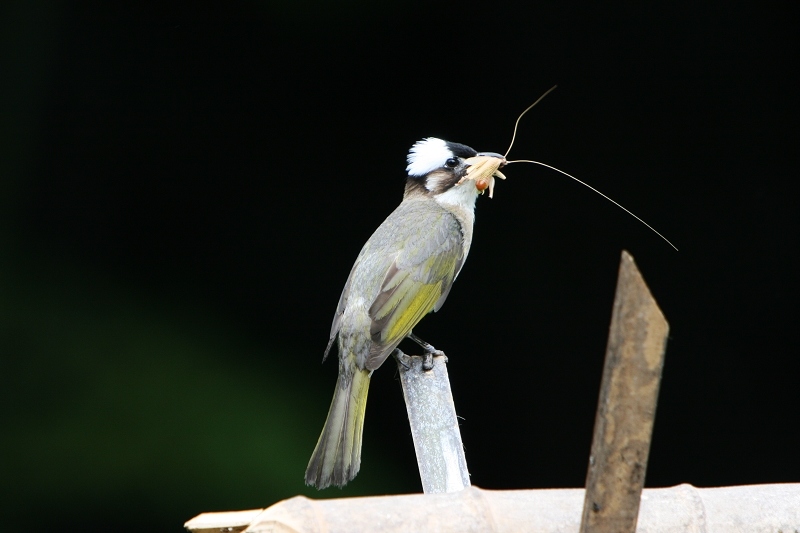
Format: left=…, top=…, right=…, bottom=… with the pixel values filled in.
left=364, top=204, right=464, bottom=369
left=433, top=254, right=464, bottom=312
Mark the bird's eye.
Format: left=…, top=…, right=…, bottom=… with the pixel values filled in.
left=444, top=158, right=459, bottom=168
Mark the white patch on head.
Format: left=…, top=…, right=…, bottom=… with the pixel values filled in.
left=406, top=138, right=453, bottom=177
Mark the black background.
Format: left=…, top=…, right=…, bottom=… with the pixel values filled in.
left=2, top=1, right=798, bottom=531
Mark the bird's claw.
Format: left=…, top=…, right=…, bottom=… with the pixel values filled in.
left=393, top=348, right=412, bottom=371
left=421, top=350, right=448, bottom=371
left=394, top=348, right=447, bottom=372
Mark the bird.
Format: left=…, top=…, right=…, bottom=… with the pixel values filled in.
left=305, top=137, right=507, bottom=489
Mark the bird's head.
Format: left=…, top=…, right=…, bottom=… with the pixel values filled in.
left=404, top=138, right=507, bottom=208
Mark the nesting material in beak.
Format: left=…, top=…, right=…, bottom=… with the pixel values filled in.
left=459, top=156, right=508, bottom=198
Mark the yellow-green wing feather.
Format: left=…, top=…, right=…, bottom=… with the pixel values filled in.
left=365, top=205, right=463, bottom=369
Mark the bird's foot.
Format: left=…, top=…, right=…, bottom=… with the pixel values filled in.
left=408, top=331, right=437, bottom=353
left=393, top=348, right=412, bottom=371
left=407, top=331, right=448, bottom=371
left=421, top=350, right=447, bottom=371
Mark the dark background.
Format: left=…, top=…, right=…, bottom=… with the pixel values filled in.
left=2, top=1, right=797, bottom=531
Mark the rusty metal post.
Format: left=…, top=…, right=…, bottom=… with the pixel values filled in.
left=580, top=251, right=669, bottom=533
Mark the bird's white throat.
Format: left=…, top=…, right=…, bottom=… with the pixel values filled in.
left=433, top=181, right=479, bottom=214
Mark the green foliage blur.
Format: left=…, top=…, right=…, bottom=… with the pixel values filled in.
left=1, top=258, right=412, bottom=532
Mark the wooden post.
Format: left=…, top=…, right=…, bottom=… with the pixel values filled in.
left=580, top=251, right=669, bottom=533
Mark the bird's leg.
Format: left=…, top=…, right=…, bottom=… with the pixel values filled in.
left=407, top=331, right=448, bottom=371
left=392, top=348, right=412, bottom=371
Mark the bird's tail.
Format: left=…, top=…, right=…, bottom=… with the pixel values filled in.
left=305, top=366, right=371, bottom=489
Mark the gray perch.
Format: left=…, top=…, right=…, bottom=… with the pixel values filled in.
left=396, top=352, right=470, bottom=493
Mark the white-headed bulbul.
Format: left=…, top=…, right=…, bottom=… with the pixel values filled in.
left=305, top=137, right=506, bottom=489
